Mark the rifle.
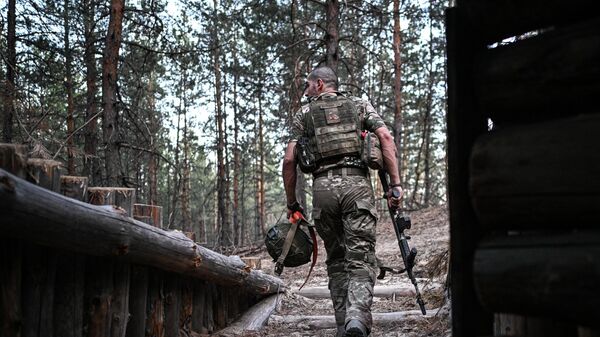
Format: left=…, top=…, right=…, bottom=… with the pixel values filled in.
left=378, top=170, right=427, bottom=315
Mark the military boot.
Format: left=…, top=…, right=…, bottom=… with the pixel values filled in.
left=345, top=319, right=367, bottom=337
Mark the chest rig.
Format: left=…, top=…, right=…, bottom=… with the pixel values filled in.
left=304, top=93, right=362, bottom=164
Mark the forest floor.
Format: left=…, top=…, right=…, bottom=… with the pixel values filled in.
left=231, top=205, right=451, bottom=337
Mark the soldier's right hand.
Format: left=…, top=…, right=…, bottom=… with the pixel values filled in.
left=287, top=201, right=305, bottom=218
left=387, top=186, right=403, bottom=211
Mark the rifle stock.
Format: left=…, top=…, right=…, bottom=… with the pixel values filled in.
left=378, top=170, right=427, bottom=315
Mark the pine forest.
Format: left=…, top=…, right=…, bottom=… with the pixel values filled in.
left=0, top=0, right=448, bottom=251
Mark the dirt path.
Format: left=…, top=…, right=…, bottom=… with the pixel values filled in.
left=237, top=205, right=450, bottom=337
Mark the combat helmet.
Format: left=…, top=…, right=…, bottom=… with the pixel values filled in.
left=265, top=220, right=313, bottom=267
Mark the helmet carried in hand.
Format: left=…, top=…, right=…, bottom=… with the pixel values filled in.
left=265, top=220, right=313, bottom=267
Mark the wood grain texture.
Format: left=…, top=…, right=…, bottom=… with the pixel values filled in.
left=0, top=169, right=283, bottom=295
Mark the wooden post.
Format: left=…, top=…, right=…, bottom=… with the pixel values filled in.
left=191, top=281, right=206, bottom=334
left=163, top=274, right=180, bottom=337
left=146, top=268, right=165, bottom=337
left=0, top=240, right=22, bottom=337
left=446, top=6, right=493, bottom=337
left=27, top=158, right=62, bottom=192
left=0, top=143, right=27, bottom=178
left=88, top=187, right=115, bottom=206
left=60, top=176, right=89, bottom=202
left=179, top=278, right=193, bottom=335
left=54, top=175, right=87, bottom=337
left=133, top=204, right=163, bottom=229
left=53, top=249, right=85, bottom=337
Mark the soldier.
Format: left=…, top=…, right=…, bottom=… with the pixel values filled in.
left=282, top=66, right=402, bottom=337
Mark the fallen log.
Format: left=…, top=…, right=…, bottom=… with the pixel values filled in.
left=270, top=308, right=438, bottom=330
left=214, top=294, right=279, bottom=336
left=297, top=283, right=442, bottom=300
left=0, top=169, right=283, bottom=295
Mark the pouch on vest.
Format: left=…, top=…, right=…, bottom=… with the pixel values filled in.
left=295, top=137, right=317, bottom=173
left=361, top=131, right=384, bottom=170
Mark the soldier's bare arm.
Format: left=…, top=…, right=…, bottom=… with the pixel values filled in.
left=282, top=141, right=298, bottom=208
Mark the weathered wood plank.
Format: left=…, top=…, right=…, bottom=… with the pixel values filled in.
left=146, top=268, right=165, bottom=337
left=474, top=17, right=600, bottom=124
left=214, top=294, right=278, bottom=335
left=22, top=245, right=57, bottom=337
left=54, top=250, right=85, bottom=337
left=474, top=231, right=600, bottom=327
left=0, top=169, right=283, bottom=295
left=446, top=6, right=493, bottom=337
left=60, top=176, right=88, bottom=202
left=163, top=275, right=180, bottom=337
left=27, top=158, right=62, bottom=192
left=470, top=114, right=600, bottom=229
left=457, top=0, right=600, bottom=43
left=0, top=143, right=27, bottom=178
left=133, top=204, right=163, bottom=229
left=0, top=240, right=22, bottom=337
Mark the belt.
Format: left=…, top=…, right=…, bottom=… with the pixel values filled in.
left=313, top=167, right=367, bottom=179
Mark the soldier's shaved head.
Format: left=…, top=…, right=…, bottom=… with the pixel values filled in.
left=307, top=66, right=338, bottom=89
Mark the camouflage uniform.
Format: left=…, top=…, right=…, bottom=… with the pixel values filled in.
left=289, top=92, right=387, bottom=332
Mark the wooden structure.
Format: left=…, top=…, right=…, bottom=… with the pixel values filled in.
left=0, top=144, right=283, bottom=337
left=447, top=1, right=600, bottom=336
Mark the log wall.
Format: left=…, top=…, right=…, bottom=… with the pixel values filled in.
left=0, top=148, right=280, bottom=337
left=447, top=2, right=600, bottom=336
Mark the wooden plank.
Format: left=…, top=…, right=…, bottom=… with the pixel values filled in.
left=446, top=7, right=493, bottom=337
left=27, top=158, right=62, bottom=192
left=54, top=250, right=85, bottom=337
left=125, top=265, right=147, bottom=337
left=60, top=176, right=88, bottom=202
left=133, top=204, right=163, bottom=229
left=0, top=143, right=27, bottom=178
left=470, top=114, right=600, bottom=229
left=457, top=0, right=600, bottom=43
left=163, top=275, right=180, bottom=337
left=214, top=294, right=278, bottom=335
left=84, top=257, right=113, bottom=337
left=0, top=169, right=284, bottom=295
left=22, top=245, right=58, bottom=337
left=179, top=278, right=193, bottom=334
left=474, top=17, right=600, bottom=124
left=191, top=281, right=206, bottom=334
left=474, top=231, right=600, bottom=327
left=109, top=262, right=130, bottom=337
left=0, top=240, right=22, bottom=337
left=146, top=268, right=165, bottom=337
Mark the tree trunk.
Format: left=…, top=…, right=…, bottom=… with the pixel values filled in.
left=392, top=0, right=403, bottom=184
left=214, top=0, right=230, bottom=248
left=83, top=0, right=101, bottom=186
left=3, top=0, right=16, bottom=143
left=169, top=90, right=181, bottom=229
left=181, top=70, right=192, bottom=233
left=325, top=0, right=340, bottom=71
left=256, top=96, right=265, bottom=237
left=64, top=0, right=75, bottom=175
left=233, top=41, right=241, bottom=245
left=102, top=0, right=125, bottom=187
left=147, top=73, right=159, bottom=206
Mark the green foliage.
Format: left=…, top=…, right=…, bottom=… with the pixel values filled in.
left=2, top=0, right=449, bottom=247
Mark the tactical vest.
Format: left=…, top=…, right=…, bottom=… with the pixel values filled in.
left=304, top=93, right=362, bottom=164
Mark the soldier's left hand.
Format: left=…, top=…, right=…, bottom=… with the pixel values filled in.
left=387, top=186, right=403, bottom=211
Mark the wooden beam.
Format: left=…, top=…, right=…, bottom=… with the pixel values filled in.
left=457, top=0, right=600, bottom=43
left=297, top=283, right=442, bottom=299
left=474, top=231, right=600, bottom=327
left=270, top=308, right=438, bottom=330
left=470, top=114, right=600, bottom=230
left=446, top=7, right=493, bottom=337
left=0, top=169, right=283, bottom=295
left=214, top=294, right=278, bottom=335
left=474, top=17, right=600, bottom=124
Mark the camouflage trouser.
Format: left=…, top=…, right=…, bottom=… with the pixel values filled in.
left=312, top=172, right=378, bottom=332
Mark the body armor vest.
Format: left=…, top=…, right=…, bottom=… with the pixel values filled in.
left=304, top=94, right=362, bottom=164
